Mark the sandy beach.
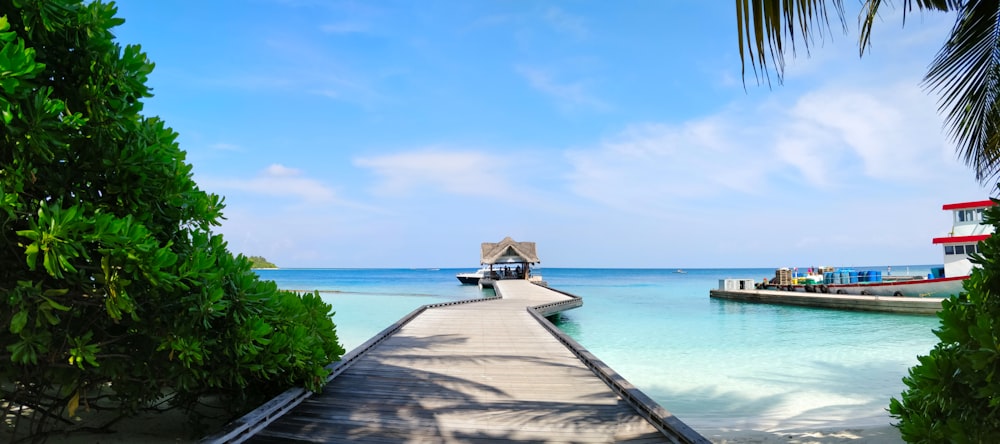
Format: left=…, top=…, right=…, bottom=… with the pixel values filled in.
left=706, top=424, right=903, bottom=443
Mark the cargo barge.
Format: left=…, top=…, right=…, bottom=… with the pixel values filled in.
left=710, top=199, right=995, bottom=311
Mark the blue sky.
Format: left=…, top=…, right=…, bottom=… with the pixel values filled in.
left=111, top=1, right=988, bottom=269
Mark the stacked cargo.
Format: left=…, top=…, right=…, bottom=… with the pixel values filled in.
left=774, top=268, right=792, bottom=286
left=857, top=270, right=883, bottom=283
left=822, top=269, right=884, bottom=284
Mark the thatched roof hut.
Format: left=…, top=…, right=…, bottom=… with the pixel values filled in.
left=480, top=237, right=539, bottom=265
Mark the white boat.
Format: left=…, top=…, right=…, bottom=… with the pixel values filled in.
left=800, top=274, right=967, bottom=298
left=456, top=267, right=493, bottom=285
left=764, top=200, right=994, bottom=297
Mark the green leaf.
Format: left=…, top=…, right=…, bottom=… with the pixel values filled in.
left=40, top=295, right=70, bottom=311
left=10, top=310, right=27, bottom=334
left=42, top=288, right=68, bottom=297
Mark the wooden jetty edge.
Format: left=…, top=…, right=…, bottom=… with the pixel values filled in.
left=710, top=288, right=944, bottom=315
left=201, top=280, right=709, bottom=443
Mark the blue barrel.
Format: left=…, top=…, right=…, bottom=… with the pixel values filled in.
left=824, top=271, right=834, bottom=284
left=849, top=270, right=859, bottom=283
left=871, top=270, right=882, bottom=283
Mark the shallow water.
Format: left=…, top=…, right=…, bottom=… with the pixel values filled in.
left=255, top=267, right=940, bottom=432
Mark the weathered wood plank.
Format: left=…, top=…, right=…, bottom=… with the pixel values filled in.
left=254, top=413, right=668, bottom=442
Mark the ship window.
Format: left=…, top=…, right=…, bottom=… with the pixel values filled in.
left=968, top=244, right=979, bottom=254
left=945, top=245, right=955, bottom=255
left=955, top=245, right=965, bottom=255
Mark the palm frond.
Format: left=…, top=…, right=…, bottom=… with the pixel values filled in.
left=923, top=1, right=1000, bottom=182
left=861, top=0, right=961, bottom=53
left=737, top=0, right=847, bottom=86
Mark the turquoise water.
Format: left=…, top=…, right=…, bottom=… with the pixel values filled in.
left=254, top=267, right=940, bottom=433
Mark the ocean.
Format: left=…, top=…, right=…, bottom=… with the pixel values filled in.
left=254, top=266, right=940, bottom=433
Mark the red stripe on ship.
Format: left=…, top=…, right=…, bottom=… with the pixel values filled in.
left=942, top=200, right=995, bottom=210
left=827, top=275, right=967, bottom=288
left=932, top=234, right=990, bottom=244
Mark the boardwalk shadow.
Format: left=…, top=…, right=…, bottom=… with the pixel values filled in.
left=247, top=330, right=663, bottom=442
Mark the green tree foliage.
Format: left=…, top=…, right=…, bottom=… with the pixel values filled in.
left=890, top=198, right=1000, bottom=442
left=0, top=0, right=344, bottom=440
left=248, top=256, right=278, bottom=269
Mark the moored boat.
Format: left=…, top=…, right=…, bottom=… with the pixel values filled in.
left=456, top=267, right=494, bottom=285
left=761, top=200, right=994, bottom=298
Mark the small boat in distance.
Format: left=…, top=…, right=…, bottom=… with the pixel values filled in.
left=674, top=269, right=687, bottom=274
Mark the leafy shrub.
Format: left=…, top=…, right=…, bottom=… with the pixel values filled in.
left=0, top=1, right=344, bottom=441
left=890, top=196, right=1000, bottom=442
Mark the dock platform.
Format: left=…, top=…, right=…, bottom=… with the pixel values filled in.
left=710, top=288, right=944, bottom=315
left=204, top=279, right=707, bottom=443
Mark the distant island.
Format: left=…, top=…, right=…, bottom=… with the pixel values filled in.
left=248, top=255, right=278, bottom=269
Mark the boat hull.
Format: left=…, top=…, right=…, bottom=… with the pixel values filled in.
left=767, top=276, right=966, bottom=298
left=456, top=268, right=494, bottom=285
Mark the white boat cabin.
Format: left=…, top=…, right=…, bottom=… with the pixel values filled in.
left=933, top=200, right=995, bottom=278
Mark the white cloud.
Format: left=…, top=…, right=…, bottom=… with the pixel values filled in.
left=355, top=149, right=513, bottom=198
left=566, top=117, right=773, bottom=217
left=191, top=35, right=384, bottom=109
left=203, top=163, right=337, bottom=203
left=320, top=21, right=369, bottom=34
left=566, top=79, right=970, bottom=219
left=209, top=142, right=242, bottom=151
left=515, top=65, right=607, bottom=111
left=264, top=164, right=301, bottom=177
left=543, top=7, right=588, bottom=39
left=772, top=120, right=839, bottom=187
left=783, top=82, right=951, bottom=182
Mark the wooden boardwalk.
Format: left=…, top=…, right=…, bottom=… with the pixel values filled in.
left=204, top=280, right=707, bottom=443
